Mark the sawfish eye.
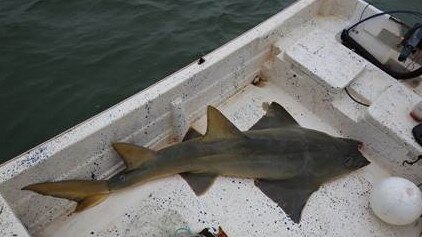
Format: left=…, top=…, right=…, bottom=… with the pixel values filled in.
left=119, top=175, right=126, bottom=182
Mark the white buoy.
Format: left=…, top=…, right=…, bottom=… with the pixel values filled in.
left=370, top=177, right=422, bottom=225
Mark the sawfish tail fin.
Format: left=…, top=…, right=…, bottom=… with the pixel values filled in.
left=22, top=180, right=109, bottom=212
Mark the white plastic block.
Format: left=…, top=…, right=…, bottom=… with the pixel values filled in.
left=284, top=31, right=367, bottom=91
left=365, top=84, right=422, bottom=154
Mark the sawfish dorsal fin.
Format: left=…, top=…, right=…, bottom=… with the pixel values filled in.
left=182, top=127, right=202, bottom=141
left=254, top=178, right=320, bottom=223
left=180, top=173, right=217, bottom=196
left=203, top=106, right=244, bottom=142
left=250, top=102, right=299, bottom=130
left=112, top=143, right=156, bottom=171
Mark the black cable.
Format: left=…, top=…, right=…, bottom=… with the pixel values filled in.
left=342, top=29, right=422, bottom=79
left=358, top=3, right=370, bottom=22
left=344, top=87, right=370, bottom=107
left=346, top=10, right=422, bottom=32
left=342, top=10, right=422, bottom=80
left=402, top=155, right=422, bottom=166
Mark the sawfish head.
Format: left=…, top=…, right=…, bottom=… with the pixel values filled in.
left=337, top=138, right=370, bottom=171
left=306, top=136, right=370, bottom=181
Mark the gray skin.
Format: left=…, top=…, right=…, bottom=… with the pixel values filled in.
left=108, top=126, right=368, bottom=192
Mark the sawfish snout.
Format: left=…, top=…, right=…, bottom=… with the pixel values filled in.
left=342, top=139, right=370, bottom=169
left=343, top=151, right=370, bottom=169
left=356, top=142, right=370, bottom=167
left=354, top=154, right=370, bottom=168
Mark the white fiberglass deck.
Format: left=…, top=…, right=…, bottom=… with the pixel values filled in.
left=1, top=0, right=422, bottom=236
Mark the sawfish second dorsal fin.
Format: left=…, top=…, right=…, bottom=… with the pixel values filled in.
left=202, top=106, right=244, bottom=142
left=250, top=102, right=299, bottom=130
left=112, top=143, right=157, bottom=171
left=182, top=127, right=202, bottom=141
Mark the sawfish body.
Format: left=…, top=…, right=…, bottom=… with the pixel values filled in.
left=23, top=102, right=370, bottom=223
left=109, top=127, right=359, bottom=190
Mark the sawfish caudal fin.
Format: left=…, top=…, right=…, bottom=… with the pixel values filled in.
left=250, top=102, right=299, bottom=130
left=254, top=178, right=320, bottom=223
left=112, top=143, right=157, bottom=171
left=22, top=180, right=109, bottom=212
left=203, top=106, right=245, bottom=142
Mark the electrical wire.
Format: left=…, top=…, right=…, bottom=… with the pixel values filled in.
left=344, top=87, right=370, bottom=107
left=402, top=155, right=422, bottom=166
left=346, top=10, right=422, bottom=32
left=342, top=10, right=422, bottom=80
left=358, top=3, right=371, bottom=22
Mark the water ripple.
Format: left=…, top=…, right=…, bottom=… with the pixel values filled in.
left=2, top=0, right=371, bottom=162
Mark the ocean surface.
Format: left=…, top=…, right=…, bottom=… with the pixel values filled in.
left=0, top=0, right=421, bottom=163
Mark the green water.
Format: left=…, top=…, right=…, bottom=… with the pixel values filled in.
left=0, top=0, right=421, bottom=163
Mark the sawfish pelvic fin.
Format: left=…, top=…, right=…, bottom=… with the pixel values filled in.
left=181, top=126, right=216, bottom=195
left=180, top=172, right=217, bottom=196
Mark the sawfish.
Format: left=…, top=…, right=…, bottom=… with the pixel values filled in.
left=22, top=102, right=370, bottom=223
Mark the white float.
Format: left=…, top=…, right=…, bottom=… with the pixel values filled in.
left=371, top=177, right=422, bottom=225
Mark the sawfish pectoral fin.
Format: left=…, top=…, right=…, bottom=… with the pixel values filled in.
left=180, top=173, right=217, bottom=196
left=112, top=143, right=157, bottom=171
left=254, top=178, right=319, bottom=223
left=250, top=102, right=299, bottom=130
left=22, top=180, right=110, bottom=212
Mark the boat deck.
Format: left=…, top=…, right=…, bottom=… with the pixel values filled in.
left=1, top=0, right=422, bottom=236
